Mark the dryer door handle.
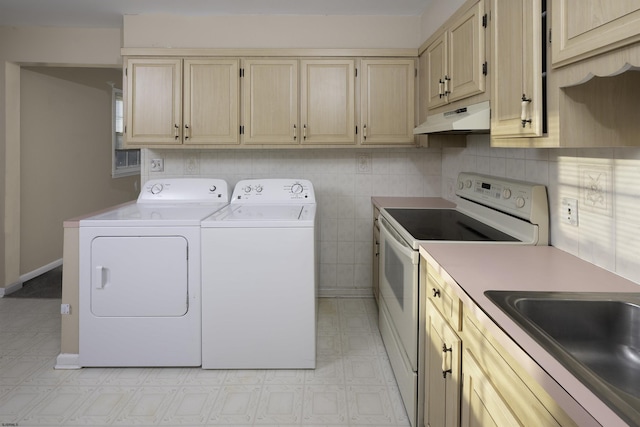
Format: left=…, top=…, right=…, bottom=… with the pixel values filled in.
left=94, top=265, right=108, bottom=289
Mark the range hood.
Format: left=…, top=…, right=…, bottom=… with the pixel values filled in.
left=413, top=101, right=490, bottom=134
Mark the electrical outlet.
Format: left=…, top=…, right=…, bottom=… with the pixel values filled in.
left=357, top=153, right=371, bottom=174
left=150, top=158, right=164, bottom=172
left=561, top=198, right=578, bottom=226
left=60, top=304, right=71, bottom=315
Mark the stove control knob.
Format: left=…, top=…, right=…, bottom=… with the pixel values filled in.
left=243, top=185, right=252, bottom=193
left=502, top=188, right=512, bottom=199
left=209, top=185, right=217, bottom=193
left=457, top=180, right=464, bottom=190
left=151, top=183, right=164, bottom=194
left=515, top=196, right=526, bottom=208
left=465, top=179, right=472, bottom=189
left=291, top=183, right=304, bottom=194
left=255, top=185, right=263, bottom=193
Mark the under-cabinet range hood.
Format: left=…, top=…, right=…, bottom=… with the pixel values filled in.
left=413, top=100, right=490, bottom=134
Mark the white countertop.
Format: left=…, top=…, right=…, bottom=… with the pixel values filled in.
left=419, top=243, right=639, bottom=427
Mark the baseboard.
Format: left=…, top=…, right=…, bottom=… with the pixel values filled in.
left=20, top=258, right=62, bottom=283
left=0, top=280, right=23, bottom=297
left=55, top=353, right=81, bottom=370
left=318, top=288, right=374, bottom=298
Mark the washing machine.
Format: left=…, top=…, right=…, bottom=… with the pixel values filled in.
left=201, top=179, right=317, bottom=369
left=78, top=178, right=229, bottom=367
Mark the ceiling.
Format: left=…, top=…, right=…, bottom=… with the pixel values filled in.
left=0, top=0, right=432, bottom=28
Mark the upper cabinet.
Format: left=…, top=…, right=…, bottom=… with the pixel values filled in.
left=300, top=59, right=356, bottom=145
left=242, top=59, right=298, bottom=145
left=360, top=59, right=416, bottom=145
left=490, top=0, right=544, bottom=139
left=552, top=0, right=640, bottom=67
left=424, top=0, right=486, bottom=110
left=125, top=58, right=240, bottom=146
left=123, top=51, right=416, bottom=148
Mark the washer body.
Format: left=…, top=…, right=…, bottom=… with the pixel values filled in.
left=201, top=179, right=317, bottom=369
left=78, top=179, right=229, bottom=367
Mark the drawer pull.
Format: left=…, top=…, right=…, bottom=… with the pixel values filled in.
left=432, top=288, right=441, bottom=298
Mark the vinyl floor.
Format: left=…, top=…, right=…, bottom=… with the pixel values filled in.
left=0, top=296, right=410, bottom=426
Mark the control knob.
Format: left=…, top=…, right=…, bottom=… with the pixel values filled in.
left=515, top=196, right=526, bottom=208
left=457, top=181, right=464, bottom=190
left=209, top=185, right=217, bottom=193
left=243, top=185, right=252, bottom=193
left=151, top=183, right=164, bottom=194
left=255, top=185, right=263, bottom=193
left=465, top=179, right=472, bottom=189
left=502, top=188, right=512, bottom=199
left=291, top=183, right=304, bottom=194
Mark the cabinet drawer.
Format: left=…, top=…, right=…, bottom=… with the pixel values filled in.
left=426, top=266, right=461, bottom=331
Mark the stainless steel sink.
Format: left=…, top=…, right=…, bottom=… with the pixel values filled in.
left=484, top=291, right=640, bottom=427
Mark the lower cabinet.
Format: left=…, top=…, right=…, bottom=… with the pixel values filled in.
left=422, top=256, right=577, bottom=427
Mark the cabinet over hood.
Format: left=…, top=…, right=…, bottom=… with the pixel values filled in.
left=413, top=101, right=490, bottom=134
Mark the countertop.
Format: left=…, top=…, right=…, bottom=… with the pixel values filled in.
left=371, top=196, right=455, bottom=210
left=419, top=243, right=639, bottom=427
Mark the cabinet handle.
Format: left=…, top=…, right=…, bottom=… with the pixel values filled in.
left=293, top=124, right=297, bottom=141
left=174, top=124, right=180, bottom=140
left=432, top=288, right=441, bottom=298
left=438, top=79, right=444, bottom=98
left=442, top=343, right=453, bottom=378
left=184, top=124, right=190, bottom=140
left=303, top=124, right=307, bottom=141
left=521, top=94, right=532, bottom=128
left=443, top=75, right=451, bottom=96
left=363, top=124, right=367, bottom=141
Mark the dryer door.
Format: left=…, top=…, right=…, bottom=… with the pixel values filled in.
left=90, top=236, right=188, bottom=317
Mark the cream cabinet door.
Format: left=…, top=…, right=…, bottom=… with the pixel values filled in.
left=490, top=0, right=544, bottom=138
left=460, top=349, right=522, bottom=427
left=125, top=58, right=182, bottom=145
left=425, top=34, right=448, bottom=110
left=360, top=59, right=415, bottom=145
left=552, top=0, right=640, bottom=66
left=242, top=59, right=298, bottom=145
left=447, top=0, right=485, bottom=103
left=424, top=300, right=461, bottom=427
left=183, top=59, right=239, bottom=145
left=300, top=59, right=355, bottom=145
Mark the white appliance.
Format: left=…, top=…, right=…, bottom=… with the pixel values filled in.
left=201, top=179, right=317, bottom=369
left=413, top=101, right=490, bottom=134
left=378, top=172, right=549, bottom=427
left=78, top=178, right=229, bottom=367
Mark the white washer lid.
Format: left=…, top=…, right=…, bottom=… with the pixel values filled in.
left=202, top=203, right=316, bottom=228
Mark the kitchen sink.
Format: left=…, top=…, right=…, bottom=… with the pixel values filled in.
left=484, top=291, right=640, bottom=427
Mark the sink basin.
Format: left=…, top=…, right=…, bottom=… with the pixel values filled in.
left=485, top=291, right=640, bottom=426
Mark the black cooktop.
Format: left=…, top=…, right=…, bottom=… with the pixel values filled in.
left=385, top=208, right=520, bottom=242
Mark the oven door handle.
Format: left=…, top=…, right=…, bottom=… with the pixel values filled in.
left=380, top=216, right=419, bottom=264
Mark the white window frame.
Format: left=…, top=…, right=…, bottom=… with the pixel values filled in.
left=111, top=86, right=140, bottom=178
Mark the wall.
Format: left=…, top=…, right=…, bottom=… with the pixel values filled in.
left=442, top=135, right=640, bottom=286
left=0, top=26, right=125, bottom=290
left=142, top=148, right=443, bottom=296
left=20, top=67, right=138, bottom=275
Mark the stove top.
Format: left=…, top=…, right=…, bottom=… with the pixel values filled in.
left=384, top=208, right=520, bottom=242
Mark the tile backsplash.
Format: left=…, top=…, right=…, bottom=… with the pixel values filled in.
left=142, top=137, right=640, bottom=295
left=142, top=147, right=443, bottom=297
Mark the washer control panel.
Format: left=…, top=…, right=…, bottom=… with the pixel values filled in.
left=138, top=178, right=230, bottom=203
left=232, top=179, right=315, bottom=203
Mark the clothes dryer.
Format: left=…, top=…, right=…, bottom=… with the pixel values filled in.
left=78, top=178, right=229, bottom=367
left=201, top=179, right=317, bottom=369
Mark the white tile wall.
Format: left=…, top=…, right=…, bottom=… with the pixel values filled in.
left=442, top=135, right=640, bottom=286
left=142, top=148, right=444, bottom=297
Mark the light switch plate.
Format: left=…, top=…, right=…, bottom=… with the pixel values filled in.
left=561, top=198, right=578, bottom=226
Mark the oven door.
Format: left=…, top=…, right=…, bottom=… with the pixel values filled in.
left=379, top=215, right=420, bottom=370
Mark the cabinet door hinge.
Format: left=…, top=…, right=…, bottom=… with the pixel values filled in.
left=355, top=68, right=358, bottom=78
left=125, top=67, right=128, bottom=77
left=355, top=126, right=358, bottom=135
left=240, top=68, right=245, bottom=78
left=482, top=62, right=488, bottom=76
left=482, top=13, right=488, bottom=28
left=240, top=125, right=244, bottom=134
left=415, top=68, right=418, bottom=78
left=548, top=28, right=552, bottom=44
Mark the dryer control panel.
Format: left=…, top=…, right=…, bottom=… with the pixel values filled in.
left=138, top=179, right=230, bottom=203
left=232, top=179, right=315, bottom=203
